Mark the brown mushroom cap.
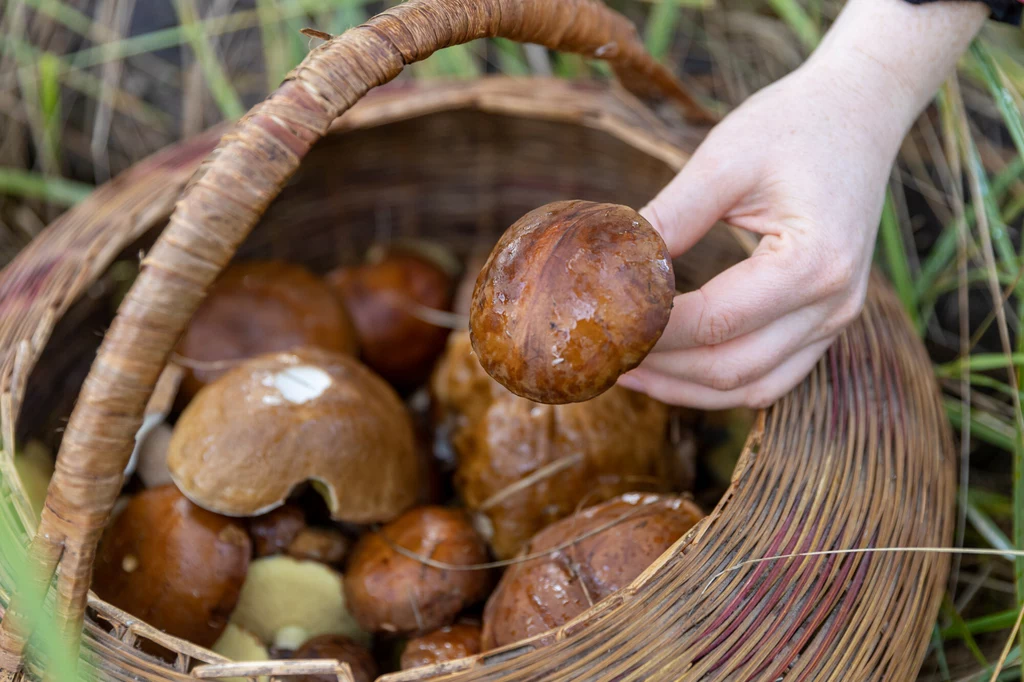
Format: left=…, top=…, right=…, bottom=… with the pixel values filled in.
left=326, top=251, right=453, bottom=388
left=344, top=506, right=493, bottom=635
left=287, top=527, right=350, bottom=566
left=401, top=623, right=482, bottom=670
left=432, top=331, right=669, bottom=559
left=168, top=347, right=419, bottom=522
left=175, top=261, right=358, bottom=402
left=481, top=493, right=703, bottom=649
left=470, top=200, right=674, bottom=404
left=292, top=635, right=378, bottom=682
left=92, top=485, right=251, bottom=648
left=248, top=504, right=307, bottom=557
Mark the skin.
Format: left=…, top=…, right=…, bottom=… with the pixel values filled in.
left=618, top=0, right=990, bottom=409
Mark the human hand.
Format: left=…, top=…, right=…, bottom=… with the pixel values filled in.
left=616, top=62, right=905, bottom=409
left=617, top=0, right=988, bottom=410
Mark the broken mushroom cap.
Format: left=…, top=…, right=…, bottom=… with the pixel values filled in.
left=91, top=485, right=251, bottom=648
left=168, top=347, right=419, bottom=523
left=470, top=200, right=675, bottom=404
left=326, top=250, right=453, bottom=389
left=175, top=260, right=358, bottom=403
left=400, top=623, right=482, bottom=670
left=344, top=506, right=493, bottom=635
left=481, top=493, right=703, bottom=649
left=292, top=635, right=378, bottom=682
left=229, top=555, right=368, bottom=650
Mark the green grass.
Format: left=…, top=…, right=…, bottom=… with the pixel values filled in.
left=0, top=168, right=93, bottom=206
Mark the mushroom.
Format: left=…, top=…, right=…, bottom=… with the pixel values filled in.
left=326, top=250, right=454, bottom=389
left=432, top=331, right=669, bottom=559
left=134, top=423, right=174, bottom=489
left=481, top=493, right=703, bottom=649
left=167, top=347, right=419, bottom=523
left=292, top=635, right=378, bottom=682
left=287, top=528, right=350, bottom=566
left=91, top=485, right=251, bottom=647
left=248, top=504, right=307, bottom=558
left=175, top=261, right=358, bottom=403
left=229, top=555, right=368, bottom=650
left=470, top=200, right=674, bottom=404
left=13, top=440, right=54, bottom=520
left=401, top=623, right=482, bottom=670
left=212, top=624, right=269, bottom=682
left=344, top=506, right=492, bottom=635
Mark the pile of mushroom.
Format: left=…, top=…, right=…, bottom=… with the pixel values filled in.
left=82, top=204, right=735, bottom=678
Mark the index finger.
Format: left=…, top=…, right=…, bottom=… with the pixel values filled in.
left=654, top=241, right=814, bottom=352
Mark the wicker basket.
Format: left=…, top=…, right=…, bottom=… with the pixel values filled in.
left=0, top=1, right=954, bottom=680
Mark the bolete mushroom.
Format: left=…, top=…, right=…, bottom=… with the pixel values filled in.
left=481, top=493, right=703, bottom=649
left=229, top=555, right=368, bottom=650
left=470, top=200, right=674, bottom=404
left=13, top=440, right=54, bottom=520
left=344, top=506, right=492, bottom=635
left=326, top=250, right=453, bottom=389
left=248, top=504, right=307, bottom=558
left=91, top=485, right=251, bottom=647
left=168, top=347, right=419, bottom=523
left=212, top=624, right=270, bottom=682
left=287, top=527, right=350, bottom=566
left=175, top=261, right=358, bottom=402
left=401, top=623, right=482, bottom=670
left=432, top=331, right=669, bottom=559
left=292, top=635, right=378, bottom=682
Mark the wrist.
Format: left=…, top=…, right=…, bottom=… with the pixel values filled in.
left=804, top=0, right=987, bottom=139
left=790, top=56, right=910, bottom=160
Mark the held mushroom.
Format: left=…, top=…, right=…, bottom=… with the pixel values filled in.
left=91, top=485, right=251, bottom=648
left=175, top=261, right=358, bottom=402
left=167, top=347, right=420, bottom=523
left=432, top=331, right=670, bottom=559
left=326, top=250, right=454, bottom=389
left=401, top=623, right=482, bottom=670
left=292, top=635, right=378, bottom=682
left=344, top=506, right=493, bottom=635
left=470, top=200, right=674, bottom=404
left=481, top=493, right=703, bottom=649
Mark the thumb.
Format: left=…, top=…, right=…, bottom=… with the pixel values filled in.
left=640, top=141, right=755, bottom=256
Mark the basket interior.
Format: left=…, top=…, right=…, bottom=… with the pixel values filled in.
left=10, top=103, right=752, bottom=679
left=18, top=107, right=744, bottom=449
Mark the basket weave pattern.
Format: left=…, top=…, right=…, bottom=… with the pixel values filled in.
left=0, top=1, right=953, bottom=680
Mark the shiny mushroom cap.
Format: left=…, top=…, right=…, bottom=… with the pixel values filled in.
left=168, top=347, right=419, bottom=523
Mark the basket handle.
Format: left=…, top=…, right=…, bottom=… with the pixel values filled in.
left=0, top=0, right=712, bottom=673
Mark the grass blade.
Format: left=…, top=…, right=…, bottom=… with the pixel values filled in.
left=766, top=0, right=820, bottom=51
left=174, top=0, right=245, bottom=120
left=878, top=190, right=919, bottom=325
left=0, top=169, right=92, bottom=205
left=946, top=398, right=1015, bottom=451
left=493, top=38, right=529, bottom=76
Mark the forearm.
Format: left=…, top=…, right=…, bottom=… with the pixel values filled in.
left=805, top=0, right=987, bottom=146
